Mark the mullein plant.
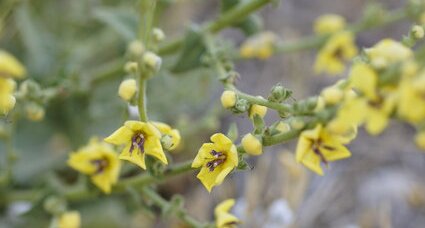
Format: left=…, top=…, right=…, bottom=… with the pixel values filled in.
left=3, top=0, right=425, bottom=227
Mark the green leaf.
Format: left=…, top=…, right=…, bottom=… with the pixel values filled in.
left=170, top=26, right=206, bottom=73
left=93, top=7, right=138, bottom=42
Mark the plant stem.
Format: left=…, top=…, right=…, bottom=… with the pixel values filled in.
left=138, top=77, right=148, bottom=121
left=141, top=187, right=206, bottom=228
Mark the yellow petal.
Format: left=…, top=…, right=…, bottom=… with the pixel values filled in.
left=119, top=143, right=146, bottom=169
left=211, top=133, right=233, bottom=152
left=144, top=136, right=167, bottom=164
left=124, top=120, right=146, bottom=132
left=192, top=143, right=215, bottom=168
left=104, top=126, right=133, bottom=145
left=299, top=151, right=323, bottom=175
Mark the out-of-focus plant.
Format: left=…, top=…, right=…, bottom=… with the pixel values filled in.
left=1, top=0, right=425, bottom=227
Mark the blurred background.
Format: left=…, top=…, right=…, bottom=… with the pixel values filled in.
left=1, top=0, right=425, bottom=227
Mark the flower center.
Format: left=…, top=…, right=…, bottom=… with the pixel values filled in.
left=311, top=139, right=336, bottom=165
left=130, top=133, right=145, bottom=154
left=91, top=158, right=109, bottom=174
left=206, top=150, right=226, bottom=172
left=333, top=47, right=344, bottom=61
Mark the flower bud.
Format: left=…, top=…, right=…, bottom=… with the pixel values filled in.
left=415, top=131, right=425, bottom=150
left=321, top=87, right=343, bottom=105
left=143, top=51, right=162, bottom=72
left=249, top=104, right=267, bottom=119
left=314, top=96, right=325, bottom=112
left=268, top=84, right=291, bottom=102
left=43, top=196, right=66, bottom=215
left=241, top=133, right=263, bottom=156
left=314, top=14, right=346, bottom=35
left=234, top=99, right=249, bottom=113
left=153, top=28, right=165, bottom=42
left=58, top=211, right=81, bottom=228
left=118, top=79, right=137, bottom=101
left=0, top=50, right=26, bottom=78
left=276, top=121, right=291, bottom=133
left=289, top=118, right=305, bottom=130
left=26, top=104, right=45, bottom=121
left=412, top=25, right=424, bottom=39
left=124, top=61, right=138, bottom=74
left=128, top=40, right=145, bottom=58
left=221, top=90, right=237, bottom=108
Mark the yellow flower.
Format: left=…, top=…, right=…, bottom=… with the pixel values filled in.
left=67, top=138, right=121, bottom=194
left=295, top=124, right=351, bottom=175
left=118, top=79, right=137, bottom=101
left=248, top=104, right=267, bottom=119
left=0, top=50, right=26, bottom=78
left=192, top=133, right=238, bottom=192
left=342, top=93, right=395, bottom=135
left=0, top=78, right=17, bottom=115
left=365, top=39, right=413, bottom=69
left=58, top=211, right=81, bottom=228
left=221, top=90, right=237, bottom=108
left=241, top=133, right=262, bottom=156
left=314, top=31, right=357, bottom=75
left=240, top=31, right=277, bottom=59
left=105, top=121, right=167, bottom=169
left=398, top=74, right=425, bottom=123
left=314, top=14, right=346, bottom=35
left=152, top=121, right=181, bottom=151
left=214, top=199, right=240, bottom=228
left=349, top=62, right=378, bottom=100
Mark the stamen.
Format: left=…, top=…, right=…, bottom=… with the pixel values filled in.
left=130, top=133, right=145, bottom=154
left=206, top=150, right=226, bottom=172
left=91, top=158, right=109, bottom=174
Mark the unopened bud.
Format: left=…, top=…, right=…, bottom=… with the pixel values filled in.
left=221, top=90, right=237, bottom=108
left=412, top=25, right=424, bottom=39
left=153, top=28, right=165, bottom=42
left=241, top=133, right=263, bottom=156
left=234, top=99, right=249, bottom=113
left=124, top=62, right=138, bottom=74
left=118, top=79, right=137, bottom=101
left=143, top=51, right=162, bottom=72
left=128, top=40, right=145, bottom=58
left=26, top=104, right=45, bottom=121
left=289, top=118, right=305, bottom=130
left=275, top=121, right=291, bottom=133
left=268, top=84, right=292, bottom=103
left=249, top=104, right=267, bottom=119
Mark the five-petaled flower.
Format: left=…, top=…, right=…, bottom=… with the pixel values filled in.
left=215, top=199, right=240, bottom=228
left=105, top=121, right=167, bottom=169
left=296, top=124, right=352, bottom=175
left=192, top=133, right=238, bottom=192
left=314, top=31, right=357, bottom=75
left=67, top=138, right=121, bottom=194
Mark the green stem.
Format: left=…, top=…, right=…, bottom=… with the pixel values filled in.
left=141, top=187, right=206, bottom=228
left=138, top=77, right=148, bottom=121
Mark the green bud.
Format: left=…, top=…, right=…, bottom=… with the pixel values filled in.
left=268, top=83, right=292, bottom=103
left=160, top=134, right=174, bottom=151
left=233, top=98, right=249, bottom=113
left=43, top=196, right=66, bottom=215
